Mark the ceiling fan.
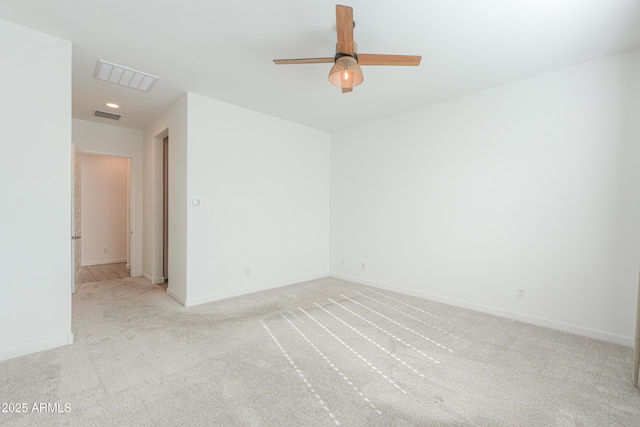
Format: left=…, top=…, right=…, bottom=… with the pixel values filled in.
left=273, top=5, right=422, bottom=93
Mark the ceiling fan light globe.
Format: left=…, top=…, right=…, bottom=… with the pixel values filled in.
left=328, top=56, right=364, bottom=89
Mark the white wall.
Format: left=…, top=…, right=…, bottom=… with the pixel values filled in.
left=73, top=119, right=143, bottom=276
left=182, top=93, right=330, bottom=306
left=80, top=154, right=128, bottom=265
left=0, top=19, right=73, bottom=361
left=331, top=48, right=640, bottom=345
left=143, top=93, right=330, bottom=307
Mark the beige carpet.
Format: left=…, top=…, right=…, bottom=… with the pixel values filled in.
left=1, top=276, right=639, bottom=426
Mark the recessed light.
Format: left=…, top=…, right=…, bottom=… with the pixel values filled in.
left=106, top=102, right=120, bottom=109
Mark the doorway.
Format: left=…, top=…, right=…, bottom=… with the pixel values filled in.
left=74, top=153, right=132, bottom=288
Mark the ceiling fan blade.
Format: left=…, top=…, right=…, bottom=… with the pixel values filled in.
left=336, top=5, right=354, bottom=54
left=357, top=54, right=422, bottom=66
left=342, top=87, right=353, bottom=93
left=273, top=57, right=335, bottom=65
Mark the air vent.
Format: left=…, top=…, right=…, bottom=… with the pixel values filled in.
left=93, top=110, right=122, bottom=121
left=94, top=59, right=159, bottom=92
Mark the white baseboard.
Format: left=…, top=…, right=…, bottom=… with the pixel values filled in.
left=330, top=273, right=634, bottom=347
left=0, top=333, right=74, bottom=363
left=142, top=272, right=166, bottom=285
left=82, top=258, right=127, bottom=267
left=167, top=288, right=186, bottom=306
left=183, top=273, right=328, bottom=308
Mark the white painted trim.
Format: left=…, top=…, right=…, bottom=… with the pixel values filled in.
left=142, top=272, right=166, bottom=285
left=330, top=273, right=634, bottom=347
left=82, top=258, right=128, bottom=267
left=183, top=273, right=328, bottom=308
left=0, top=333, right=74, bottom=363
left=167, top=288, right=186, bottom=305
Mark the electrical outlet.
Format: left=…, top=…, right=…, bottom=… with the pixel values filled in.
left=361, top=263, right=366, bottom=271
left=517, top=288, right=526, bottom=299
left=340, top=259, right=345, bottom=267
left=244, top=269, right=251, bottom=277
left=103, top=247, right=109, bottom=254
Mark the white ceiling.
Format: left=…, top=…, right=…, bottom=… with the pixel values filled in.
left=1, top=1, right=640, bottom=132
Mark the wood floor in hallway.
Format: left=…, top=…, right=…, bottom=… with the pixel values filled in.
left=81, top=262, right=130, bottom=284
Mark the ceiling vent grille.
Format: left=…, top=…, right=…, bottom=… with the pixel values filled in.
left=93, top=110, right=122, bottom=121
left=93, top=59, right=159, bottom=92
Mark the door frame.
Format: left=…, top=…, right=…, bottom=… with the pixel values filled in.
left=72, top=148, right=137, bottom=290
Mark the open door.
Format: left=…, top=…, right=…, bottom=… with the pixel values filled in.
left=163, top=136, right=168, bottom=282
left=72, top=144, right=82, bottom=293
